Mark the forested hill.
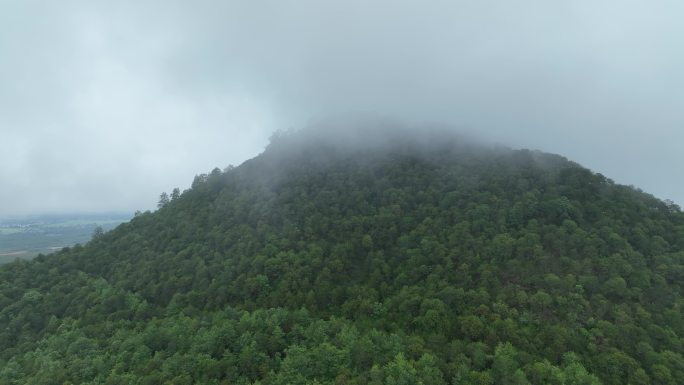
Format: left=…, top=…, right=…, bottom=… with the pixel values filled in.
left=1, top=128, right=683, bottom=385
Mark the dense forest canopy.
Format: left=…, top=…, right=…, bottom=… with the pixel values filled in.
left=1, top=127, right=683, bottom=384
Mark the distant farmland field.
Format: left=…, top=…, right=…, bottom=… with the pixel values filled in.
left=0, top=213, right=130, bottom=264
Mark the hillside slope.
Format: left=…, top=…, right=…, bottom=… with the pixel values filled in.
left=1, top=129, right=683, bottom=385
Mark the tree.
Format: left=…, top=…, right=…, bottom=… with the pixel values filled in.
left=92, top=226, right=104, bottom=240
left=561, top=353, right=602, bottom=385
left=492, top=343, right=530, bottom=385
left=384, top=353, right=419, bottom=385
left=158, top=192, right=170, bottom=209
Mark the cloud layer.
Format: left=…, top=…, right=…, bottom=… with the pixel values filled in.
left=1, top=0, right=683, bottom=216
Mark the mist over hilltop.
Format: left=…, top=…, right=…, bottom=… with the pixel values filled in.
left=1, top=1, right=683, bottom=216
left=1, top=114, right=683, bottom=383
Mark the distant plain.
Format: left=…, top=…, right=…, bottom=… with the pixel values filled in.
left=0, top=214, right=130, bottom=263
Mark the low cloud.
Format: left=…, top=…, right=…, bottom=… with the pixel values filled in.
left=1, top=0, right=682, bottom=215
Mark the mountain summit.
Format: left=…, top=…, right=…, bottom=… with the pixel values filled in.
left=1, top=127, right=683, bottom=385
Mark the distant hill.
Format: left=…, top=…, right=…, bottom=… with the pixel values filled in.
left=0, top=127, right=682, bottom=385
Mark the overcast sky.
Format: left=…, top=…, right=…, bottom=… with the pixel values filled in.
left=1, top=0, right=683, bottom=217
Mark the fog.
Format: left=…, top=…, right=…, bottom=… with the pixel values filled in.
left=1, top=0, right=683, bottom=216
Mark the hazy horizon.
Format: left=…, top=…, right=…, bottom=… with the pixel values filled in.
left=2, top=1, right=683, bottom=216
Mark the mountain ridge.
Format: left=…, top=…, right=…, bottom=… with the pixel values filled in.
left=1, top=128, right=682, bottom=385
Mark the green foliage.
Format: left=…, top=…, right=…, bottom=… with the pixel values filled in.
left=0, top=131, right=683, bottom=384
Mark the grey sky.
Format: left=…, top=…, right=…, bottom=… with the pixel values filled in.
left=1, top=0, right=683, bottom=216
